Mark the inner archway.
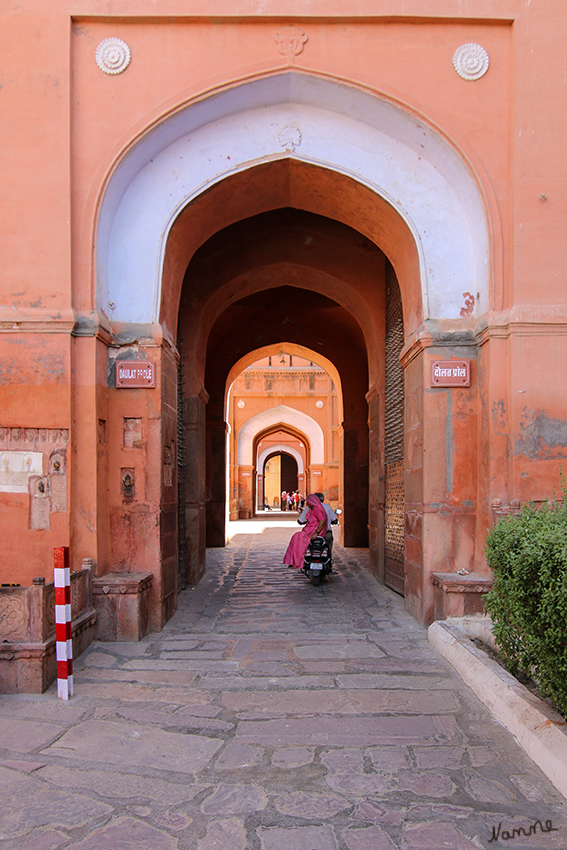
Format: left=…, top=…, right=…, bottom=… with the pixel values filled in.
left=227, top=348, right=343, bottom=518
left=176, top=207, right=397, bottom=590
left=196, top=247, right=373, bottom=548
left=256, top=433, right=305, bottom=515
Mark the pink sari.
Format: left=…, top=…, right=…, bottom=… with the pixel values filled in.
left=283, top=494, right=328, bottom=569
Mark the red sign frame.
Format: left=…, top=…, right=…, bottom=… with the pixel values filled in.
left=431, top=359, right=471, bottom=387
left=116, top=361, right=156, bottom=388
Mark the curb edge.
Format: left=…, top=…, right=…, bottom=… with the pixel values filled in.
left=428, top=619, right=567, bottom=801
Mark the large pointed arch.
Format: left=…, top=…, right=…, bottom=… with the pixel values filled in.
left=89, top=69, right=494, bottom=627
left=96, top=71, right=490, bottom=333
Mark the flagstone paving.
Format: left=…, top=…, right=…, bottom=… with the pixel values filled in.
left=1, top=517, right=566, bottom=849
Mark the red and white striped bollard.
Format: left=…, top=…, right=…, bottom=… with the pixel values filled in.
left=54, top=546, right=73, bottom=700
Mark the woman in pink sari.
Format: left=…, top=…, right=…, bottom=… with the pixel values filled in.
left=283, top=493, right=328, bottom=569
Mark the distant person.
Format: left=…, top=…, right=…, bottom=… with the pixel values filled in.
left=281, top=490, right=288, bottom=511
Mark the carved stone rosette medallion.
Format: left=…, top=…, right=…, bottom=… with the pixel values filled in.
left=453, top=43, right=489, bottom=81
left=95, top=38, right=131, bottom=75
left=275, top=26, right=308, bottom=61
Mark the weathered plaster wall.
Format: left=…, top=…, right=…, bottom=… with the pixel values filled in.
left=1, top=1, right=567, bottom=630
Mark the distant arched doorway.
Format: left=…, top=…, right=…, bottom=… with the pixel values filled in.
left=227, top=348, right=340, bottom=519
left=262, top=452, right=299, bottom=510
left=254, top=425, right=308, bottom=513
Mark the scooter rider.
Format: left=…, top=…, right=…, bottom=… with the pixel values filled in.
left=298, top=492, right=338, bottom=553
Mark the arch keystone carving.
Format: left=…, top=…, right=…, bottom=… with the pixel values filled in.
left=275, top=26, right=308, bottom=61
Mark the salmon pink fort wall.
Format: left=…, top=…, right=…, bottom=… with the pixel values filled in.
left=3, top=5, right=567, bottom=693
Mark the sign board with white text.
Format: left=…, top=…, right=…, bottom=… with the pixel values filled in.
left=116, top=361, right=156, bottom=388
left=431, top=360, right=471, bottom=387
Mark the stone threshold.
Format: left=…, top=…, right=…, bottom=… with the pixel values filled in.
left=429, top=616, right=567, bottom=801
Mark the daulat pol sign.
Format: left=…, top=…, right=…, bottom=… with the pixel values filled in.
left=116, top=361, right=155, bottom=388
left=431, top=359, right=471, bottom=388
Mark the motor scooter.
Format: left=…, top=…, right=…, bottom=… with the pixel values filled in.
left=301, top=508, right=342, bottom=586
left=302, top=535, right=332, bottom=586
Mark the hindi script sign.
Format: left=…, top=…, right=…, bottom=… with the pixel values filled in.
left=431, top=359, right=470, bottom=387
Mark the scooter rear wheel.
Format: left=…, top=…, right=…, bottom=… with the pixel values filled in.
left=312, top=573, right=321, bottom=586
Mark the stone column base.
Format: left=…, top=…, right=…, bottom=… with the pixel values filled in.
left=432, top=572, right=493, bottom=621
left=93, top=572, right=153, bottom=641
left=0, top=608, right=97, bottom=694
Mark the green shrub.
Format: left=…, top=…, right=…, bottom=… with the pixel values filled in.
left=484, top=487, right=567, bottom=718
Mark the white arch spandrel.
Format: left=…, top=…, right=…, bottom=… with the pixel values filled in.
left=257, top=444, right=304, bottom=474
left=97, top=73, right=489, bottom=323
left=238, top=405, right=324, bottom=466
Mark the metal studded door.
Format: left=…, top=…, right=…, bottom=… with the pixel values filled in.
left=384, top=262, right=405, bottom=595
left=177, top=350, right=187, bottom=593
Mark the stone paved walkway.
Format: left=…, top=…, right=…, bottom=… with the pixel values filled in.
left=1, top=517, right=566, bottom=850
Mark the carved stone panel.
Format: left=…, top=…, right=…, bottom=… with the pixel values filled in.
left=0, top=590, right=29, bottom=641
left=45, top=585, right=56, bottom=636
left=48, top=449, right=66, bottom=476
left=29, top=476, right=51, bottom=530
left=49, top=449, right=67, bottom=512
left=0, top=451, right=43, bottom=493
left=70, top=569, right=90, bottom=618
left=124, top=418, right=143, bottom=448
left=121, top=468, right=135, bottom=501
